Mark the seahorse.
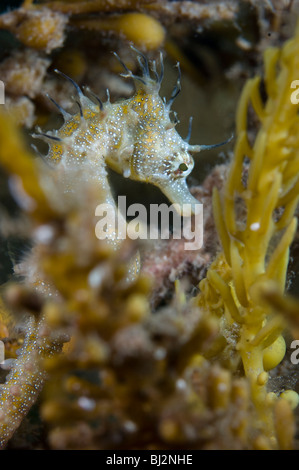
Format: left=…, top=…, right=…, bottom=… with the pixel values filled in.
left=33, top=47, right=232, bottom=220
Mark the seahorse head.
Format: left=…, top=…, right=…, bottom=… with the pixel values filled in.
left=130, top=103, right=199, bottom=216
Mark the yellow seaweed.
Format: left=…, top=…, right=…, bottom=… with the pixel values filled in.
left=197, top=20, right=299, bottom=447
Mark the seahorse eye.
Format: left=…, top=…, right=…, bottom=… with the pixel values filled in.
left=179, top=163, right=188, bottom=171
